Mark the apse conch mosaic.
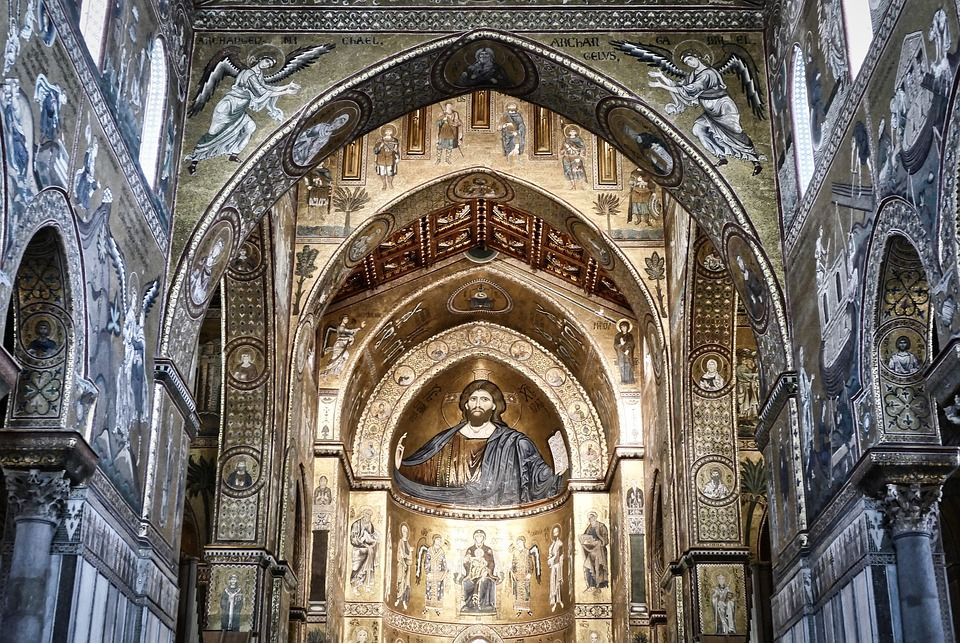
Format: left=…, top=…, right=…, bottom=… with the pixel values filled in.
left=394, top=378, right=568, bottom=508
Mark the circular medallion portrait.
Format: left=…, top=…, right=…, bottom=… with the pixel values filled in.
left=467, top=326, right=492, bottom=346
left=691, top=352, right=730, bottom=394
left=510, top=340, right=533, bottom=361
left=567, top=219, right=615, bottom=271
left=231, top=240, right=262, bottom=275
left=545, top=367, right=567, bottom=387
left=880, top=328, right=925, bottom=377
left=21, top=312, right=66, bottom=360
left=288, top=99, right=363, bottom=170
left=227, top=344, right=265, bottom=385
left=188, top=220, right=234, bottom=310
left=346, top=215, right=394, bottom=267
left=726, top=234, right=769, bottom=330
left=600, top=100, right=681, bottom=186
left=449, top=172, right=514, bottom=202
left=696, top=461, right=735, bottom=502
left=395, top=365, right=417, bottom=386
left=696, top=242, right=726, bottom=274
left=427, top=340, right=450, bottom=361
left=438, top=39, right=535, bottom=92
left=223, top=454, right=259, bottom=491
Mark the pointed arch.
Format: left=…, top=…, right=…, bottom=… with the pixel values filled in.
left=0, top=190, right=90, bottom=433
left=161, top=30, right=791, bottom=399
left=861, top=198, right=943, bottom=446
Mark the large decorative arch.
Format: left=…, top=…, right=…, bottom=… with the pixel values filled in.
left=161, top=29, right=791, bottom=391
left=0, top=189, right=90, bottom=433
left=353, top=321, right=606, bottom=481
left=327, top=260, right=624, bottom=452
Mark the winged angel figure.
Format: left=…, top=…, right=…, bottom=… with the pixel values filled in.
left=101, top=235, right=159, bottom=487
left=611, top=41, right=767, bottom=175
left=185, top=44, right=334, bottom=174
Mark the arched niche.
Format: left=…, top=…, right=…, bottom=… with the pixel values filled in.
left=326, top=261, right=622, bottom=451
left=861, top=198, right=943, bottom=445
left=353, top=321, right=605, bottom=482
left=162, top=30, right=791, bottom=394
left=0, top=190, right=90, bottom=433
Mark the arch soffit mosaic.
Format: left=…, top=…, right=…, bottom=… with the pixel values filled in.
left=329, top=262, right=625, bottom=448
left=0, top=189, right=90, bottom=431
left=352, top=321, right=606, bottom=481
left=163, top=30, right=791, bottom=383
left=860, top=197, right=942, bottom=432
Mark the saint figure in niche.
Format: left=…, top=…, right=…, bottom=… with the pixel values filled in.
left=220, top=573, right=244, bottom=631
left=580, top=511, right=609, bottom=591
left=395, top=379, right=566, bottom=507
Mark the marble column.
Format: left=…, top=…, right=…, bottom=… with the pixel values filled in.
left=0, top=469, right=70, bottom=643
left=881, top=482, right=945, bottom=643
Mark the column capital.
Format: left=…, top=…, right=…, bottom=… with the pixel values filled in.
left=4, top=469, right=70, bottom=525
left=880, top=482, right=942, bottom=538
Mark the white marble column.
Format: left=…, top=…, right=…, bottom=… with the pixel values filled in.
left=0, top=469, right=70, bottom=643
left=881, top=483, right=945, bottom=643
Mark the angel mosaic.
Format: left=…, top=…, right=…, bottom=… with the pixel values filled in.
left=508, top=535, right=541, bottom=616
left=97, top=235, right=160, bottom=491
left=612, top=41, right=766, bottom=175
left=185, top=44, right=334, bottom=174
left=320, top=315, right=366, bottom=377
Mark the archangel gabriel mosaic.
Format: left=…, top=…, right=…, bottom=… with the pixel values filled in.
left=394, top=378, right=568, bottom=508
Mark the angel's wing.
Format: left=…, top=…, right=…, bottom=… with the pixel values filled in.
left=529, top=544, right=541, bottom=583
left=716, top=43, right=766, bottom=120
left=187, top=47, right=244, bottom=118
left=416, top=544, right=429, bottom=582
left=322, top=326, right=338, bottom=353
left=140, top=278, right=161, bottom=318
left=610, top=40, right=686, bottom=79
left=106, top=235, right=127, bottom=311
left=263, top=44, right=335, bottom=84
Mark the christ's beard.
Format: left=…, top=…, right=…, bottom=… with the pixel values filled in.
left=467, top=408, right=493, bottom=426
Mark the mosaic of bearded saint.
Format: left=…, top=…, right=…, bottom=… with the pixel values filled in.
left=395, top=379, right=567, bottom=507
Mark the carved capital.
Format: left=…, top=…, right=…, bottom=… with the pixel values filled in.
left=880, top=483, right=942, bottom=538
left=4, top=469, right=70, bottom=525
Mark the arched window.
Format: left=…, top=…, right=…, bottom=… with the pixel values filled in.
left=139, top=39, right=168, bottom=188
left=842, top=0, right=874, bottom=79
left=791, top=45, right=815, bottom=194
left=78, top=0, right=109, bottom=67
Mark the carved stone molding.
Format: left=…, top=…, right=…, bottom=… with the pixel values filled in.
left=4, top=469, right=70, bottom=524
left=755, top=371, right=798, bottom=450
left=0, top=430, right=98, bottom=484
left=880, top=483, right=942, bottom=538
left=154, top=358, right=201, bottom=435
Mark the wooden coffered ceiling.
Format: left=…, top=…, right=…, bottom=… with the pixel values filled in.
left=333, top=199, right=629, bottom=308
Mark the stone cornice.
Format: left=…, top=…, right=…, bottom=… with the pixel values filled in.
left=754, top=371, right=798, bottom=450
left=154, top=359, right=201, bottom=436
left=0, top=430, right=98, bottom=484
left=192, top=7, right=766, bottom=33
